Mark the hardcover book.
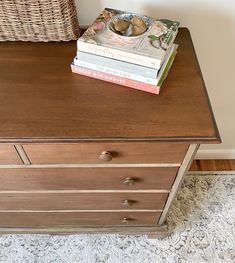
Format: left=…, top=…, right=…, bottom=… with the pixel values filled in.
left=74, top=44, right=178, bottom=85
left=71, top=64, right=161, bottom=94
left=76, top=51, right=159, bottom=79
left=71, top=49, right=177, bottom=94
left=77, top=8, right=179, bottom=69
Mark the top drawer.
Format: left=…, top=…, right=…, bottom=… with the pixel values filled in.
left=23, top=142, right=189, bottom=164
left=0, top=145, right=22, bottom=165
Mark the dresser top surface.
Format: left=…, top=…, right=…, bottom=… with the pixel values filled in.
left=0, top=28, right=220, bottom=143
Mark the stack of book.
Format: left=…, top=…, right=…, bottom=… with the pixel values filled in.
left=71, top=8, right=180, bottom=94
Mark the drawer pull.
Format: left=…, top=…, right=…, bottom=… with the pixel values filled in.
left=123, top=177, right=136, bottom=186
left=122, top=217, right=131, bottom=224
left=99, top=151, right=113, bottom=162
left=122, top=199, right=132, bottom=208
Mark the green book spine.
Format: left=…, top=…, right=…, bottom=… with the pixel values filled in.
left=157, top=50, right=177, bottom=87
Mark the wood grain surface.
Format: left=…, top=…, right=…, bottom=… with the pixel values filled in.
left=23, top=142, right=188, bottom=164
left=0, top=145, right=22, bottom=164
left=0, top=212, right=161, bottom=227
left=0, top=192, right=168, bottom=210
left=190, top=159, right=235, bottom=171
left=0, top=28, right=220, bottom=143
left=0, top=167, right=178, bottom=190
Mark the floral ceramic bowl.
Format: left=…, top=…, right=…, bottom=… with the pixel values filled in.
left=108, top=13, right=153, bottom=38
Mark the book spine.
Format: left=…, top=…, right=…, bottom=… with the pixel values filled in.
left=157, top=50, right=177, bottom=87
left=71, top=64, right=160, bottom=94
left=73, top=59, right=159, bottom=85
left=159, top=19, right=180, bottom=49
left=76, top=51, right=159, bottom=78
left=77, top=41, right=161, bottom=70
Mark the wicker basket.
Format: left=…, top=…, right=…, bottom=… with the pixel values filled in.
left=0, top=0, right=80, bottom=41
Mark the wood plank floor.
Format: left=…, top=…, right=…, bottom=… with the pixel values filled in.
left=190, top=160, right=235, bottom=171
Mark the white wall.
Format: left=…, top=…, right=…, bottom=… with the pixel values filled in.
left=75, top=0, right=235, bottom=159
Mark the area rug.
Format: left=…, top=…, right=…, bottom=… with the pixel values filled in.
left=0, top=173, right=234, bottom=263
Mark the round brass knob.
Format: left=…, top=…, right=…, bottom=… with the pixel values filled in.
left=99, top=151, right=112, bottom=162
left=122, top=199, right=132, bottom=208
left=123, top=177, right=136, bottom=186
left=122, top=217, right=130, bottom=224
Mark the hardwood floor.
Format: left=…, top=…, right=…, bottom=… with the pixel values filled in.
left=190, top=160, right=235, bottom=171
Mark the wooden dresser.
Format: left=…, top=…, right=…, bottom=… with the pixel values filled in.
left=0, top=28, right=220, bottom=237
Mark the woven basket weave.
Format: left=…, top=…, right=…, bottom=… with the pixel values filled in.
left=0, top=0, right=80, bottom=41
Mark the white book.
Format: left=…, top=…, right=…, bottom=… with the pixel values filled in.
left=77, top=8, right=180, bottom=69
left=76, top=51, right=160, bottom=78
left=74, top=58, right=158, bottom=85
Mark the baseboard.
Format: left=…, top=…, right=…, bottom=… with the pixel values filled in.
left=195, top=149, right=235, bottom=159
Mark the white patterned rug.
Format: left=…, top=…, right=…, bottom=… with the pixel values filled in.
left=0, top=173, right=234, bottom=263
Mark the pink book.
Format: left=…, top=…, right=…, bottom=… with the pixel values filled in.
left=71, top=64, right=160, bottom=94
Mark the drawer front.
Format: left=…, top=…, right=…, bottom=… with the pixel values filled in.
left=0, top=212, right=161, bottom=227
left=0, top=145, right=22, bottom=165
left=0, top=193, right=168, bottom=210
left=0, top=167, right=178, bottom=190
left=23, top=142, right=188, bottom=164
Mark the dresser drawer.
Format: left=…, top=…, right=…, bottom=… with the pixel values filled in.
left=0, top=145, right=22, bottom=165
left=0, top=193, right=168, bottom=210
left=0, top=167, right=178, bottom=190
left=0, top=212, right=161, bottom=227
left=22, top=142, right=188, bottom=164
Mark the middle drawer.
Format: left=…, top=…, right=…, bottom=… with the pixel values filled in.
left=0, top=193, right=168, bottom=210
left=0, top=167, right=178, bottom=190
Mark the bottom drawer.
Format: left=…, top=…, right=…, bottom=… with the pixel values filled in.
left=0, top=193, right=168, bottom=210
left=0, top=212, right=161, bottom=227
